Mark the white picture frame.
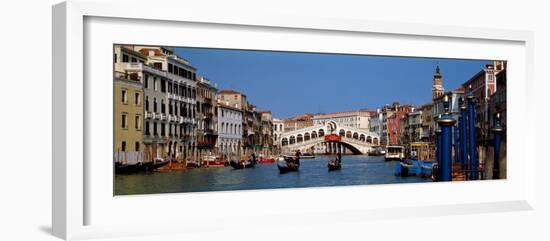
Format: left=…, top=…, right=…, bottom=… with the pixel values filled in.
left=52, top=0, right=535, bottom=240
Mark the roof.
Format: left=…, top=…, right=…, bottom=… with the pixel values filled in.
left=217, top=103, right=242, bottom=112
left=218, top=89, right=243, bottom=95
left=138, top=48, right=163, bottom=57
left=119, top=45, right=147, bottom=59
left=283, top=113, right=313, bottom=122
left=313, top=109, right=373, bottom=119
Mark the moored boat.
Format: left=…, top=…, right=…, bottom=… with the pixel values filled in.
left=385, top=145, right=405, bottom=161
left=115, top=158, right=169, bottom=174
left=150, top=158, right=170, bottom=170
left=186, top=159, right=200, bottom=168
left=201, top=155, right=225, bottom=167
left=394, top=159, right=435, bottom=178
left=368, top=147, right=386, bottom=156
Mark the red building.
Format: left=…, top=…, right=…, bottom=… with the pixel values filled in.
left=386, top=103, right=414, bottom=145
left=461, top=61, right=505, bottom=142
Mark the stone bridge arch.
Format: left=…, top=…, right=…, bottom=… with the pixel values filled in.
left=278, top=119, right=380, bottom=154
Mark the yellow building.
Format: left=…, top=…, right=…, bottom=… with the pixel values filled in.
left=114, top=75, right=144, bottom=163
left=114, top=45, right=146, bottom=164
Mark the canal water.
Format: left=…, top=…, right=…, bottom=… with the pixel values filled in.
left=115, top=155, right=432, bottom=195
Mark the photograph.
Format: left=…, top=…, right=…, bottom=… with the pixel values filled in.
left=113, top=45, right=507, bottom=195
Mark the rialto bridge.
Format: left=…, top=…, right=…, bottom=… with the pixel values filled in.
left=279, top=121, right=380, bottom=155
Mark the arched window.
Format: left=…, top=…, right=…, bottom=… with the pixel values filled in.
left=367, top=136, right=372, bottom=143
left=289, top=136, right=296, bottom=145
left=311, top=131, right=317, bottom=139
left=339, top=129, right=345, bottom=136
left=373, top=137, right=378, bottom=145
left=353, top=132, right=359, bottom=139
left=318, top=129, right=325, bottom=137
left=304, top=132, right=310, bottom=141
left=359, top=134, right=365, bottom=141
left=346, top=131, right=352, bottom=138
left=282, top=138, right=288, bottom=146
left=297, top=134, right=303, bottom=143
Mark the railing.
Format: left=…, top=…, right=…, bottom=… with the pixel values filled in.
left=341, top=136, right=373, bottom=146
left=283, top=135, right=374, bottom=148
left=284, top=136, right=324, bottom=148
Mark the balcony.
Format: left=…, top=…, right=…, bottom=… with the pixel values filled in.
left=145, top=111, right=154, bottom=119
left=160, top=113, right=167, bottom=121
left=168, top=93, right=177, bottom=100
left=119, top=62, right=166, bottom=78
left=203, top=128, right=217, bottom=135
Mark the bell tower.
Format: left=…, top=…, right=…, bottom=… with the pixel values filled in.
left=432, top=65, right=444, bottom=100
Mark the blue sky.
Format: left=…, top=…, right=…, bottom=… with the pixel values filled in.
left=174, top=47, right=489, bottom=119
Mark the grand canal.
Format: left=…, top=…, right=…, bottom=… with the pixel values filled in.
left=115, top=155, right=432, bottom=195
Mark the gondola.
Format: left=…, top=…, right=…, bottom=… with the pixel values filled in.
left=115, top=158, right=169, bottom=174
left=150, top=159, right=169, bottom=170
left=229, top=160, right=255, bottom=169
left=277, top=157, right=300, bottom=174
left=327, top=160, right=341, bottom=171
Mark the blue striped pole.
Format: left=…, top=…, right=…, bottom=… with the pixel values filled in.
left=459, top=97, right=468, bottom=173
left=453, top=125, right=459, bottom=163
left=492, top=113, right=504, bottom=179
left=466, top=86, right=478, bottom=180
left=438, top=94, right=457, bottom=182
left=434, top=128, right=442, bottom=181
left=435, top=128, right=441, bottom=167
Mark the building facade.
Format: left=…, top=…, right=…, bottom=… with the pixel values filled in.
left=196, top=76, right=218, bottom=156
left=259, top=111, right=274, bottom=155
left=461, top=62, right=502, bottom=143
left=420, top=102, right=434, bottom=142
left=114, top=61, right=144, bottom=164
left=217, top=90, right=247, bottom=110
left=489, top=68, right=507, bottom=133
left=283, top=114, right=314, bottom=132
left=216, top=104, right=243, bottom=159
left=385, top=103, right=414, bottom=145
left=312, top=110, right=371, bottom=130
left=369, top=109, right=383, bottom=145
left=114, top=45, right=199, bottom=162
left=405, top=109, right=424, bottom=143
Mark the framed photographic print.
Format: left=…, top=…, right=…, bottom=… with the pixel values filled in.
left=52, top=0, right=535, bottom=240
